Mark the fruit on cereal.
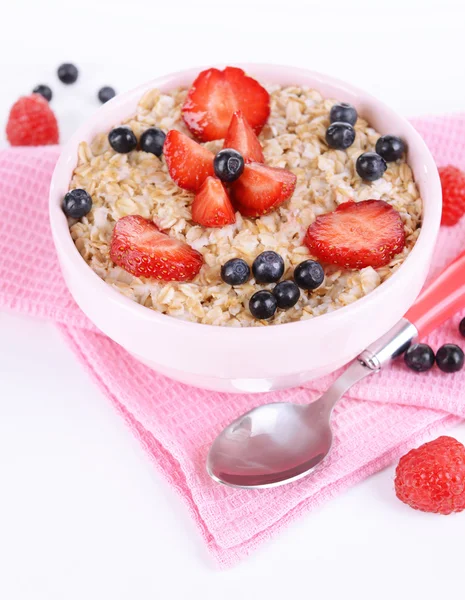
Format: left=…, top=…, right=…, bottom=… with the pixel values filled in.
left=98, top=86, right=116, bottom=104
left=6, top=94, right=59, bottom=146
left=329, top=102, right=357, bottom=126
left=32, top=84, right=52, bottom=102
left=438, top=165, right=465, bottom=226
left=252, top=251, right=285, bottom=284
left=435, top=344, right=464, bottom=373
left=214, top=148, right=245, bottom=183
left=395, top=436, right=465, bottom=514
left=294, top=260, right=325, bottom=291
left=230, top=163, right=297, bottom=217
left=221, top=258, right=251, bottom=286
left=57, top=63, right=78, bottom=84
left=140, top=127, right=166, bottom=157
left=182, top=67, right=270, bottom=142
left=356, top=152, right=387, bottom=181
left=304, top=200, right=405, bottom=269
left=110, top=215, right=203, bottom=281
left=375, top=135, right=405, bottom=162
left=191, top=177, right=236, bottom=228
left=403, top=343, right=435, bottom=372
left=108, top=126, right=137, bottom=153
left=62, top=189, right=93, bottom=219
left=273, top=280, right=300, bottom=309
left=249, top=290, right=278, bottom=320
left=325, top=122, right=355, bottom=150
left=164, top=130, right=215, bottom=192
left=223, top=110, right=265, bottom=163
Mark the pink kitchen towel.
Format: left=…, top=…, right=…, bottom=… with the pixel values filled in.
left=1, top=113, right=465, bottom=567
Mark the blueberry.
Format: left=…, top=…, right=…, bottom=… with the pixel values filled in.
left=33, top=84, right=52, bottom=102
left=460, top=317, right=465, bottom=338
left=294, top=260, right=325, bottom=290
left=57, top=63, right=78, bottom=84
left=221, top=258, right=250, bottom=286
left=98, top=86, right=116, bottom=104
left=330, top=102, right=358, bottom=126
left=356, top=152, right=387, bottom=181
left=436, top=344, right=464, bottom=373
left=375, top=135, right=405, bottom=162
left=403, top=343, right=435, bottom=373
left=325, top=122, right=356, bottom=150
left=62, top=189, right=92, bottom=219
left=108, top=126, right=137, bottom=153
left=140, top=128, right=166, bottom=157
left=273, top=280, right=300, bottom=309
left=252, top=251, right=285, bottom=284
left=214, top=149, right=245, bottom=183
left=249, top=290, right=277, bottom=320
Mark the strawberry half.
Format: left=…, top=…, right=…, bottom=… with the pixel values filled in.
left=182, top=67, right=270, bottom=142
left=110, top=215, right=203, bottom=281
left=223, top=110, right=265, bottom=163
left=230, top=162, right=297, bottom=217
left=164, top=130, right=214, bottom=192
left=304, top=200, right=405, bottom=270
left=191, top=177, right=236, bottom=228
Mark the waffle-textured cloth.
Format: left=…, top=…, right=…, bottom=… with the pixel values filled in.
left=1, top=114, right=465, bottom=568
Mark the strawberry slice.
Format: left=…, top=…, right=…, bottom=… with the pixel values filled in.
left=304, top=200, right=406, bottom=270
left=110, top=215, right=203, bottom=281
left=182, top=67, right=270, bottom=142
left=223, top=110, right=265, bottom=163
left=230, top=162, right=297, bottom=217
left=191, top=177, right=236, bottom=228
left=164, top=130, right=214, bottom=192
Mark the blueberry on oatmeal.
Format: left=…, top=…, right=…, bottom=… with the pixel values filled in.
left=294, top=260, right=325, bottom=291
left=329, top=102, right=357, bottom=126
left=214, top=149, right=245, bottom=183
left=108, top=126, right=137, bottom=153
left=252, top=252, right=285, bottom=284
left=140, top=127, right=166, bottom=157
left=325, top=122, right=356, bottom=150
left=273, top=280, right=300, bottom=309
left=356, top=152, right=387, bottom=181
left=63, top=189, right=92, bottom=219
left=376, top=135, right=405, bottom=162
left=221, top=258, right=250, bottom=286
left=249, top=290, right=277, bottom=320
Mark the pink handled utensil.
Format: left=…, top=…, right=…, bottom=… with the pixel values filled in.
left=207, top=250, right=465, bottom=488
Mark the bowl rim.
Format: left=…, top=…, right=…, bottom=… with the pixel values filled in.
left=49, top=63, right=442, bottom=339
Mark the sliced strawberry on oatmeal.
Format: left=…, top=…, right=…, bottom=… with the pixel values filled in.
left=182, top=67, right=270, bottom=142
left=223, top=110, right=265, bottom=163
left=110, top=215, right=203, bottom=281
left=230, top=162, right=297, bottom=217
left=164, top=130, right=214, bottom=192
left=304, top=199, right=405, bottom=269
left=192, top=177, right=236, bottom=228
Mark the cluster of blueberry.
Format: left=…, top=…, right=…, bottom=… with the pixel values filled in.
left=325, top=102, right=406, bottom=182
left=404, top=318, right=465, bottom=374
left=108, top=125, right=166, bottom=156
left=33, top=63, right=116, bottom=105
left=220, top=252, right=325, bottom=320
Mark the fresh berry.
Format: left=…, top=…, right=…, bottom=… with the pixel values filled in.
left=32, top=84, right=52, bottom=102
left=438, top=166, right=465, bottom=226
left=221, top=258, right=250, bottom=286
left=273, top=280, right=300, bottom=309
left=252, top=251, right=284, bottom=284
left=249, top=290, right=277, bottom=320
left=395, top=436, right=465, bottom=514
left=140, top=127, right=166, bottom=157
left=403, top=343, right=435, bottom=372
left=6, top=94, right=59, bottom=146
left=191, top=177, right=236, bottom=228
left=294, top=260, right=325, bottom=290
left=110, top=215, right=203, bottom=281
left=305, top=200, right=405, bottom=269
left=57, top=63, right=78, bottom=84
left=164, top=130, right=215, bottom=192
left=329, top=102, right=357, bottom=126
left=460, top=317, right=465, bottom=338
left=182, top=67, right=270, bottom=142
left=62, top=189, right=93, bottom=219
left=108, top=126, right=137, bottom=153
left=223, top=110, right=264, bottom=163
left=436, top=344, right=464, bottom=373
left=325, top=122, right=356, bottom=150
left=230, top=163, right=297, bottom=217
left=98, top=86, right=116, bottom=104
left=214, top=149, right=245, bottom=183
left=375, top=135, right=405, bottom=162
left=356, top=152, right=387, bottom=181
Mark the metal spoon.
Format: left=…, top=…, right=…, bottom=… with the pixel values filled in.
left=207, top=250, right=465, bottom=488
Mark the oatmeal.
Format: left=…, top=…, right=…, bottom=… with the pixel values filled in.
left=68, top=82, right=421, bottom=327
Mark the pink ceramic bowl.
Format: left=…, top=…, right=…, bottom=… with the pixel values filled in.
left=49, top=64, right=441, bottom=393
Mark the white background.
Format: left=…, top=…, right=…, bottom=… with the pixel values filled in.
left=1, top=1, right=465, bottom=598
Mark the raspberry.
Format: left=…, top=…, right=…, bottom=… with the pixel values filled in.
left=6, top=94, right=59, bottom=146
left=439, top=165, right=465, bottom=226
left=395, top=436, right=465, bottom=514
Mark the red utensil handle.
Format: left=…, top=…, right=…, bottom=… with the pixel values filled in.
left=405, top=249, right=465, bottom=339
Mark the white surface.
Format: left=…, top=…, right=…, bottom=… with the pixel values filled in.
left=1, top=1, right=464, bottom=598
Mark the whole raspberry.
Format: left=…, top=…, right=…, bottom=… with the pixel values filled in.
left=6, top=94, right=59, bottom=146
left=439, top=165, right=465, bottom=226
left=395, top=436, right=465, bottom=514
